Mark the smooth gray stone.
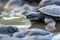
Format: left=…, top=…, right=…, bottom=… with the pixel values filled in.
left=52, top=34, right=60, bottom=40
left=39, top=0, right=60, bottom=7
left=0, top=34, right=24, bottom=40
left=2, top=37, right=21, bottom=40
left=29, top=28, right=53, bottom=35
left=9, top=0, right=23, bottom=6
left=13, top=32, right=25, bottom=38
left=13, top=28, right=53, bottom=40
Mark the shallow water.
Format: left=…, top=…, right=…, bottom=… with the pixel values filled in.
left=31, top=21, right=60, bottom=32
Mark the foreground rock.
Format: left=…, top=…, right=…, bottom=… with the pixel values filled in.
left=13, top=28, right=53, bottom=40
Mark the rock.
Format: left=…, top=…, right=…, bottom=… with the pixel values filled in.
left=39, top=0, right=60, bottom=7
left=0, top=34, right=21, bottom=40
left=0, top=26, right=18, bottom=36
left=29, top=28, right=52, bottom=35
left=52, top=34, right=60, bottom=40
left=22, top=4, right=31, bottom=12
left=6, top=26, right=18, bottom=33
left=13, top=32, right=25, bottom=38
left=13, top=28, right=53, bottom=40
left=4, top=0, right=24, bottom=9
left=29, top=28, right=53, bottom=40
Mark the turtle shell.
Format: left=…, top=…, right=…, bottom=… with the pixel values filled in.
left=38, top=5, right=60, bottom=17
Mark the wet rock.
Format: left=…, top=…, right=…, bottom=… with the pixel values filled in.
left=13, top=32, right=25, bottom=38
left=29, top=28, right=52, bottom=35
left=0, top=26, right=18, bottom=36
left=39, top=0, right=60, bottom=7
left=29, top=28, right=53, bottom=40
left=6, top=26, right=18, bottom=33
left=52, top=34, right=60, bottom=40
left=0, top=34, right=21, bottom=40
left=20, top=4, right=39, bottom=12
left=22, top=4, right=31, bottom=12
left=4, top=0, right=24, bottom=9
left=10, top=4, right=31, bottom=16
left=0, top=34, right=10, bottom=37
left=13, top=28, right=53, bottom=40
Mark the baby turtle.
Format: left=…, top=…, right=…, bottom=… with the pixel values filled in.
left=27, top=5, right=60, bottom=31
left=37, top=5, right=60, bottom=31
left=26, top=12, right=44, bottom=22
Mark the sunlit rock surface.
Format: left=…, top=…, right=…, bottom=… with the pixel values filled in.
left=0, top=26, right=18, bottom=36
left=39, top=0, right=60, bottom=7
left=0, top=34, right=21, bottom=40
left=0, top=17, right=31, bottom=29
left=13, top=28, right=53, bottom=40
left=52, top=34, right=60, bottom=40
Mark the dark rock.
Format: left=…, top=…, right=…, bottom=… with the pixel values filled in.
left=0, top=26, right=18, bottom=35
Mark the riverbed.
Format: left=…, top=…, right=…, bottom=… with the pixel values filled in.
left=31, top=22, right=60, bottom=32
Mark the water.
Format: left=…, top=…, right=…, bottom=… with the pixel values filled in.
left=31, top=22, right=60, bottom=32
